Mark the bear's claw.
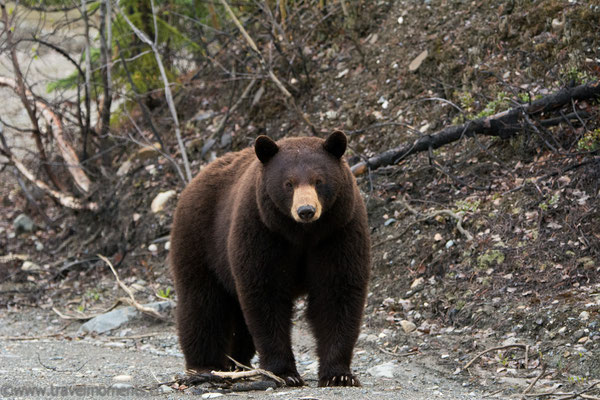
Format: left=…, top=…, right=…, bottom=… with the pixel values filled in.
left=281, top=374, right=305, bottom=387
left=318, top=373, right=360, bottom=387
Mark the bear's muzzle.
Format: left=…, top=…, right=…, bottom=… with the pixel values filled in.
left=291, top=185, right=322, bottom=223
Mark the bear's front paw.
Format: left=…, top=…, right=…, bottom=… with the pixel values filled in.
left=318, top=373, right=360, bottom=387
left=278, top=372, right=305, bottom=387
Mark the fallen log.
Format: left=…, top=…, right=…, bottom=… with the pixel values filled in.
left=351, top=80, right=600, bottom=175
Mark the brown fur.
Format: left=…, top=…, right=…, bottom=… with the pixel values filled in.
left=170, top=132, right=370, bottom=387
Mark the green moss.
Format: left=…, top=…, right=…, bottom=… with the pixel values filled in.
left=475, top=91, right=510, bottom=119
left=477, top=249, right=505, bottom=269
left=455, top=199, right=480, bottom=213
left=577, top=129, right=600, bottom=152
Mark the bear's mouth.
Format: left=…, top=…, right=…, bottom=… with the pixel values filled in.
left=291, top=185, right=322, bottom=223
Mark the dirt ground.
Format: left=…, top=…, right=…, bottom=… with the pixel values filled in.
left=0, top=307, right=488, bottom=399
left=1, top=0, right=600, bottom=398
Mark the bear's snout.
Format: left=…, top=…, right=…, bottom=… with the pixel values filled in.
left=297, top=205, right=316, bottom=221
left=291, top=184, right=322, bottom=223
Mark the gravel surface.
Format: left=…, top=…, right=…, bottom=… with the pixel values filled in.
left=0, top=308, right=487, bottom=400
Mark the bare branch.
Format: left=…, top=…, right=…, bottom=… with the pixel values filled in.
left=97, top=254, right=166, bottom=320
left=352, top=81, right=600, bottom=175
left=0, top=124, right=98, bottom=211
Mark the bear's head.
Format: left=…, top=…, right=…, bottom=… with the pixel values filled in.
left=255, top=131, right=348, bottom=224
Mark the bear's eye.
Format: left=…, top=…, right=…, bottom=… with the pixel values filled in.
left=285, top=181, right=293, bottom=190
left=315, top=179, right=323, bottom=186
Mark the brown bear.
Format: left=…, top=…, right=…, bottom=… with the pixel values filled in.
left=169, top=131, right=370, bottom=387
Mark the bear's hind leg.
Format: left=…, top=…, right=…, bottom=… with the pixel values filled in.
left=175, top=272, right=234, bottom=374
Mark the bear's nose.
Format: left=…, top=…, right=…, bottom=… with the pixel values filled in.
left=297, top=205, right=316, bottom=221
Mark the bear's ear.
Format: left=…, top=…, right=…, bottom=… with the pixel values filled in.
left=255, top=135, right=279, bottom=164
left=323, top=130, right=347, bottom=159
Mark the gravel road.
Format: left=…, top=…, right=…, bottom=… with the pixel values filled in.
left=0, top=308, right=489, bottom=400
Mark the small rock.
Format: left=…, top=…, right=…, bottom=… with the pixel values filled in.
left=384, top=218, right=397, bottom=226
left=21, top=261, right=41, bottom=272
left=201, top=393, right=223, bottom=399
left=580, top=311, right=590, bottom=321
left=377, top=96, right=389, bottom=110
left=151, top=190, right=176, bottom=213
left=558, top=326, right=567, bottom=334
left=364, top=334, right=378, bottom=343
left=116, top=160, right=132, bottom=176
left=325, top=110, right=338, bottom=120
left=112, top=383, right=133, bottom=389
left=13, top=214, right=35, bottom=234
left=445, top=240, right=454, bottom=248
left=159, top=385, right=174, bottom=393
left=410, top=277, right=425, bottom=289
left=113, top=375, right=133, bottom=382
left=547, top=221, right=562, bottom=230
left=78, top=301, right=174, bottom=335
left=551, top=15, right=565, bottom=32
left=165, top=241, right=171, bottom=251
left=220, top=132, right=232, bottom=148
left=381, top=298, right=394, bottom=308
left=398, top=299, right=413, bottom=311
left=35, top=241, right=44, bottom=251
left=78, top=307, right=139, bottom=335
left=400, top=320, right=417, bottom=333
left=408, top=50, right=428, bottom=72
left=371, top=111, right=384, bottom=120
left=336, top=69, right=349, bottom=79
left=129, top=143, right=161, bottom=162
left=367, top=361, right=401, bottom=378
left=193, top=110, right=215, bottom=121
left=148, top=244, right=158, bottom=253
left=573, top=329, right=586, bottom=341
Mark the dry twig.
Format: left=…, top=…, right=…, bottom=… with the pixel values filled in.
left=0, top=334, right=62, bottom=341
left=521, top=364, right=547, bottom=399
left=104, top=332, right=162, bottom=341
left=52, top=300, right=121, bottom=321
left=98, top=254, right=166, bottom=320
left=463, top=343, right=529, bottom=371
left=522, top=382, right=600, bottom=399
left=398, top=196, right=474, bottom=241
